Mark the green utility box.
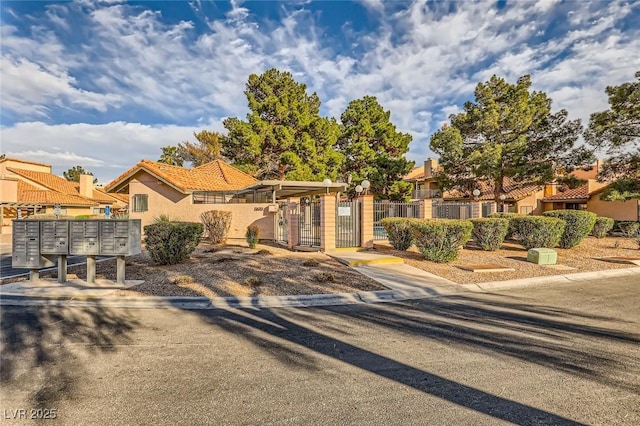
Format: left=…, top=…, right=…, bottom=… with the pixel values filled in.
left=527, top=248, right=558, bottom=265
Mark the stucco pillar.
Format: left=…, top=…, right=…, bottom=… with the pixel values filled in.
left=320, top=193, right=336, bottom=252
left=419, top=199, right=433, bottom=219
left=287, top=201, right=300, bottom=249
left=470, top=201, right=482, bottom=218
left=360, top=195, right=374, bottom=249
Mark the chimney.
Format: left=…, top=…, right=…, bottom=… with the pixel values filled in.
left=544, top=183, right=557, bottom=197
left=423, top=158, right=438, bottom=178
left=79, top=174, right=94, bottom=198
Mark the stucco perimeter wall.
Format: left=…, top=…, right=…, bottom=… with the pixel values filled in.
left=127, top=175, right=275, bottom=240
left=588, top=197, right=639, bottom=221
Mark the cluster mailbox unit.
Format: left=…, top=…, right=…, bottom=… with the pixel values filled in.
left=12, top=219, right=141, bottom=283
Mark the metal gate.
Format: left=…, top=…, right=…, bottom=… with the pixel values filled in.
left=299, top=198, right=320, bottom=247
left=275, top=202, right=288, bottom=243
left=336, top=200, right=361, bottom=248
left=373, top=201, right=421, bottom=240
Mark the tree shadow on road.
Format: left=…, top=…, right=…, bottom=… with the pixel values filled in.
left=0, top=305, right=139, bottom=408
left=187, top=291, right=640, bottom=425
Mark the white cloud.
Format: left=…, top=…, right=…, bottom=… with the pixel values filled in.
left=0, top=121, right=221, bottom=184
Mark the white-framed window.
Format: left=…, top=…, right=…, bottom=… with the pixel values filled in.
left=132, top=194, right=148, bottom=212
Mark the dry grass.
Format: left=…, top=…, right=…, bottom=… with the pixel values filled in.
left=375, top=236, right=640, bottom=284
left=2, top=242, right=383, bottom=297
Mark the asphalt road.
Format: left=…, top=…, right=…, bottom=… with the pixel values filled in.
left=1, top=276, right=639, bottom=425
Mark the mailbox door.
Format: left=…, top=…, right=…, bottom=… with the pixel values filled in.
left=40, top=220, right=69, bottom=255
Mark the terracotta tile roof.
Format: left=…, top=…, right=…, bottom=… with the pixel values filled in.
left=404, top=167, right=425, bottom=180
left=105, top=159, right=258, bottom=193
left=95, top=187, right=128, bottom=204
left=443, top=177, right=541, bottom=201
left=543, top=184, right=589, bottom=201
left=8, top=167, right=80, bottom=194
left=17, top=180, right=97, bottom=206
left=0, top=157, right=51, bottom=167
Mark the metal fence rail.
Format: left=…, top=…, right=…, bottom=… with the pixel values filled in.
left=275, top=202, right=288, bottom=243
left=373, top=201, right=421, bottom=240
left=432, top=201, right=472, bottom=219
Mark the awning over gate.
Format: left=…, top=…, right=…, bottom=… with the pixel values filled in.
left=236, top=180, right=349, bottom=200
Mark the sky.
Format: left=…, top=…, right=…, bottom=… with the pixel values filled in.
left=1, top=0, right=639, bottom=184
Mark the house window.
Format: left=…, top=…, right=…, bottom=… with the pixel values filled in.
left=132, top=194, right=148, bottom=212
left=93, top=208, right=106, bottom=214
left=519, top=205, right=533, bottom=215
left=566, top=203, right=586, bottom=211
left=193, top=191, right=228, bottom=204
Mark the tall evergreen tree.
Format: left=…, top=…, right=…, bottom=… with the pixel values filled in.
left=223, top=68, right=343, bottom=180
left=336, top=96, right=414, bottom=200
left=63, top=165, right=98, bottom=183
left=430, top=74, right=592, bottom=201
left=585, top=71, right=639, bottom=198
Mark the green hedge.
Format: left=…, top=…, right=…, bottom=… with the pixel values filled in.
left=510, top=216, right=565, bottom=250
left=470, top=218, right=509, bottom=251
left=543, top=210, right=597, bottom=248
left=409, top=219, right=473, bottom=263
left=246, top=225, right=260, bottom=249
left=380, top=218, right=414, bottom=251
left=144, top=222, right=203, bottom=265
left=591, top=217, right=614, bottom=238
left=488, top=212, right=524, bottom=240
left=617, top=221, right=640, bottom=238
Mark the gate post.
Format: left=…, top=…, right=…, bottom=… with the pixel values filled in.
left=320, top=193, right=336, bottom=251
left=419, top=199, right=433, bottom=219
left=287, top=200, right=300, bottom=249
left=471, top=201, right=482, bottom=218
left=360, top=195, right=374, bottom=249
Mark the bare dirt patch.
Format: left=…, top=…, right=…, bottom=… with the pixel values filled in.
left=3, top=243, right=384, bottom=297
left=375, top=236, right=640, bottom=284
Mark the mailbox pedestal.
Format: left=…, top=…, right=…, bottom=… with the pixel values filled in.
left=116, top=256, right=126, bottom=284
left=57, top=255, right=67, bottom=283
left=87, top=256, right=96, bottom=283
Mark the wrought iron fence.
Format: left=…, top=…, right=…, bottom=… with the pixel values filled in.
left=432, top=201, right=472, bottom=219
left=336, top=201, right=361, bottom=248
left=373, top=201, right=421, bottom=240
left=275, top=202, right=288, bottom=243
left=298, top=198, right=320, bottom=247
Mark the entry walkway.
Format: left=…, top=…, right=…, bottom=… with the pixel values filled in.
left=326, top=250, right=463, bottom=296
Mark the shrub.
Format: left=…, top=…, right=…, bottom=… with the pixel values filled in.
left=153, top=214, right=178, bottom=223
left=246, top=225, right=260, bottom=249
left=470, top=218, right=509, bottom=251
left=244, top=277, right=263, bottom=287
left=409, top=219, right=473, bottom=263
left=510, top=216, right=565, bottom=250
left=488, top=212, right=524, bottom=240
left=314, top=272, right=335, bottom=282
left=380, top=218, right=414, bottom=251
left=543, top=210, right=597, bottom=248
left=618, top=221, right=640, bottom=238
left=144, top=222, right=203, bottom=265
left=591, top=217, right=615, bottom=238
left=302, top=259, right=320, bottom=267
left=255, top=249, right=272, bottom=256
left=200, top=210, right=232, bottom=244
left=75, top=214, right=101, bottom=219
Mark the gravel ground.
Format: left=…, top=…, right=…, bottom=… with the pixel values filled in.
left=376, top=236, right=640, bottom=284
left=37, top=242, right=386, bottom=297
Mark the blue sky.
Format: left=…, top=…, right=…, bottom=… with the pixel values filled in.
left=1, top=0, right=639, bottom=183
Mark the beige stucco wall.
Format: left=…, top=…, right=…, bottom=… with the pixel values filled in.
left=588, top=196, right=639, bottom=221
left=514, top=189, right=545, bottom=215
left=0, top=178, right=18, bottom=202
left=127, top=172, right=275, bottom=239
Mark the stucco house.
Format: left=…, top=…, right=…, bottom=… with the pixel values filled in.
left=0, top=157, right=127, bottom=235
left=104, top=159, right=348, bottom=240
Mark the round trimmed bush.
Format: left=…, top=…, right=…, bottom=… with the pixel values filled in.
left=617, top=221, right=640, bottom=238
left=409, top=219, right=473, bottom=263
left=543, top=210, right=597, bottom=248
left=510, top=216, right=565, bottom=250
left=488, top=212, right=524, bottom=240
left=592, top=217, right=614, bottom=238
left=470, top=218, right=509, bottom=251
left=144, top=222, right=203, bottom=265
left=380, top=218, right=414, bottom=251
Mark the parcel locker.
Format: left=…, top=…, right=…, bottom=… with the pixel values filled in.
left=99, top=219, right=141, bottom=256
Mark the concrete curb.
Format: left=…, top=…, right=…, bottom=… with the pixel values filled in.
left=2, top=267, right=639, bottom=309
